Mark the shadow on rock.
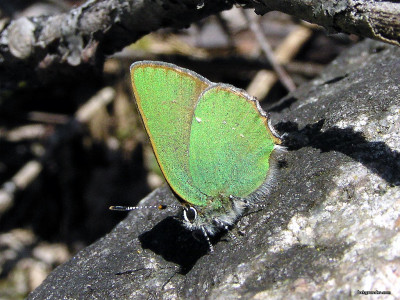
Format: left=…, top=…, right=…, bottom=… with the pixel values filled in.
left=139, top=217, right=223, bottom=274
left=277, top=120, right=400, bottom=186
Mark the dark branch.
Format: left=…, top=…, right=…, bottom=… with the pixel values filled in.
left=0, top=0, right=398, bottom=92
left=0, top=0, right=232, bottom=90
left=249, top=0, right=400, bottom=47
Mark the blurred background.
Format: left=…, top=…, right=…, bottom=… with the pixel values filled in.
left=0, top=0, right=358, bottom=298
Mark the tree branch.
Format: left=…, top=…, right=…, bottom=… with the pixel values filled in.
left=0, top=0, right=232, bottom=90
left=249, top=0, right=400, bottom=47
left=0, top=0, right=398, bottom=93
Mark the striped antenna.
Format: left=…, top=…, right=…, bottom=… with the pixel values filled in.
left=109, top=204, right=180, bottom=211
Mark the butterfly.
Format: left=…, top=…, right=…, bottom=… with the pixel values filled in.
left=111, top=61, right=283, bottom=251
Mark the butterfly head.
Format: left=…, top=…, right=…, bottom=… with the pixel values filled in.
left=181, top=194, right=248, bottom=236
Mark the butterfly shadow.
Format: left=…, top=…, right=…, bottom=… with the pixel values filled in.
left=138, top=216, right=224, bottom=274
left=276, top=120, right=400, bottom=186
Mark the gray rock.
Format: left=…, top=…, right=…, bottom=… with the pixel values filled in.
left=29, top=39, right=400, bottom=299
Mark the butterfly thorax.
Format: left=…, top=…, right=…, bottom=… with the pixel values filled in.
left=182, top=193, right=248, bottom=235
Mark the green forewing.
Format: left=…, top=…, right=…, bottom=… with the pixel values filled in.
left=131, top=62, right=210, bottom=205
left=189, top=86, right=276, bottom=198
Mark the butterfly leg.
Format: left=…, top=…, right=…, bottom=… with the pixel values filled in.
left=201, top=226, right=214, bottom=253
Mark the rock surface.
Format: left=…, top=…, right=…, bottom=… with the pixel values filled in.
left=29, top=39, right=400, bottom=299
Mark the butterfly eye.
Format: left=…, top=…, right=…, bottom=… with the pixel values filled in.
left=183, top=206, right=197, bottom=223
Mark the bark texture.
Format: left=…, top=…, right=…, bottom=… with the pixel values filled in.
left=249, top=0, right=400, bottom=46
left=0, top=0, right=232, bottom=90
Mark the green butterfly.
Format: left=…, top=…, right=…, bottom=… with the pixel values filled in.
left=111, top=61, right=283, bottom=251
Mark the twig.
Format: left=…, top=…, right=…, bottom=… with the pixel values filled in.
left=28, top=112, right=70, bottom=124
left=2, top=124, right=48, bottom=142
left=247, top=23, right=313, bottom=100
left=0, top=161, right=42, bottom=212
left=75, top=87, right=115, bottom=123
left=285, top=61, right=324, bottom=77
left=215, top=13, right=236, bottom=50
left=242, top=9, right=296, bottom=93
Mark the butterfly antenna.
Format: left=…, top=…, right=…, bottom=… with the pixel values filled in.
left=201, top=226, right=214, bottom=253
left=109, top=204, right=180, bottom=211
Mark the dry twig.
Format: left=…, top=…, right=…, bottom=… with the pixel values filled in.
left=247, top=24, right=313, bottom=100
left=242, top=9, right=296, bottom=93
